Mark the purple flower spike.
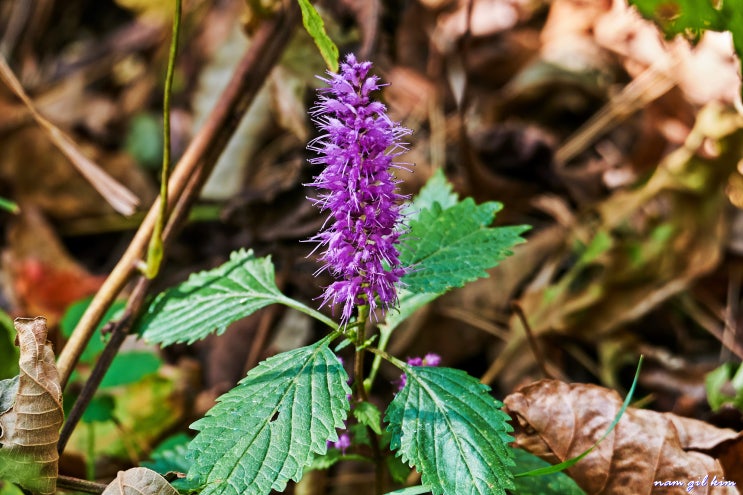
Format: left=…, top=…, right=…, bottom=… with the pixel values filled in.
left=307, top=54, right=411, bottom=325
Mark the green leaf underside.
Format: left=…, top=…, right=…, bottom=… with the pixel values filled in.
left=139, top=249, right=293, bottom=346
left=296, top=0, right=339, bottom=72
left=399, top=198, right=528, bottom=294
left=187, top=341, right=351, bottom=495
left=385, top=366, right=515, bottom=495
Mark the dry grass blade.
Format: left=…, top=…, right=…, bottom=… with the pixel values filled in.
left=0, top=317, right=63, bottom=495
left=556, top=56, right=678, bottom=164
left=0, top=55, right=139, bottom=215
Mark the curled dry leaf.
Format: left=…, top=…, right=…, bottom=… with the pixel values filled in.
left=0, top=317, right=63, bottom=495
left=102, top=467, right=179, bottom=495
left=504, top=380, right=741, bottom=494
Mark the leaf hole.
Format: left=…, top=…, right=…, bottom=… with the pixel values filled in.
left=270, top=411, right=280, bottom=422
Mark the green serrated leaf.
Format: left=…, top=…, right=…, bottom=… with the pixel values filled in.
left=385, top=366, right=515, bottom=495
left=186, top=341, right=351, bottom=495
left=380, top=290, right=438, bottom=336
left=307, top=448, right=343, bottom=471
left=509, top=449, right=586, bottom=495
left=139, top=249, right=299, bottom=346
left=403, top=169, right=459, bottom=219
left=399, top=198, right=529, bottom=294
left=296, top=0, right=338, bottom=72
left=353, top=401, right=383, bottom=435
left=349, top=422, right=371, bottom=447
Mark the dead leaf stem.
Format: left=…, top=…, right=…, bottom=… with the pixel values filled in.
left=0, top=55, right=140, bottom=215
left=512, top=302, right=553, bottom=379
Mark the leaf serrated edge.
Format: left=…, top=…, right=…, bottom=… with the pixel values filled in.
left=186, top=339, right=350, bottom=495
left=385, top=367, right=515, bottom=495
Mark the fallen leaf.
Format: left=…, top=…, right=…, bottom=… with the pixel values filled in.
left=0, top=317, right=63, bottom=495
left=102, top=467, right=178, bottom=495
left=504, top=379, right=740, bottom=494
left=4, top=206, right=104, bottom=325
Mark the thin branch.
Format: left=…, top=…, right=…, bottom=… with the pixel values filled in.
left=56, top=0, right=301, bottom=434
left=56, top=475, right=107, bottom=495
left=511, top=301, right=553, bottom=379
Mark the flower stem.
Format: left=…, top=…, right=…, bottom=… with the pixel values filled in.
left=354, top=304, right=370, bottom=402
left=142, top=0, right=182, bottom=279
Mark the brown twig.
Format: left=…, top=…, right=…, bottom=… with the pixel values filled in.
left=56, top=475, right=107, bottom=494
left=58, top=278, right=148, bottom=453
left=56, top=1, right=301, bottom=390
left=511, top=301, right=553, bottom=379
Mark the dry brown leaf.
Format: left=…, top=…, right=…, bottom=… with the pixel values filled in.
left=504, top=380, right=741, bottom=494
left=0, top=317, right=63, bottom=495
left=102, top=467, right=179, bottom=495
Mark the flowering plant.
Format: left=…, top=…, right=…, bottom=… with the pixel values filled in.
left=137, top=55, right=531, bottom=495
left=307, top=54, right=409, bottom=324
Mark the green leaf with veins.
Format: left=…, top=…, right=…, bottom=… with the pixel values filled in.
left=186, top=340, right=351, bottom=495
left=399, top=198, right=528, bottom=294
left=139, top=249, right=332, bottom=346
left=385, top=366, right=515, bottom=495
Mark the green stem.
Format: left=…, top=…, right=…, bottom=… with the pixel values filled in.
left=366, top=326, right=393, bottom=391
left=366, top=345, right=407, bottom=370
left=143, top=0, right=182, bottom=279
left=354, top=305, right=369, bottom=401
left=278, top=296, right=339, bottom=331
left=85, top=422, right=96, bottom=481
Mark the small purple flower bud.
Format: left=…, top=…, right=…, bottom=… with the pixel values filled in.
left=406, top=356, right=423, bottom=367
left=423, top=353, right=441, bottom=367
left=330, top=433, right=352, bottom=455
left=397, top=354, right=442, bottom=391
left=307, top=54, right=411, bottom=325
